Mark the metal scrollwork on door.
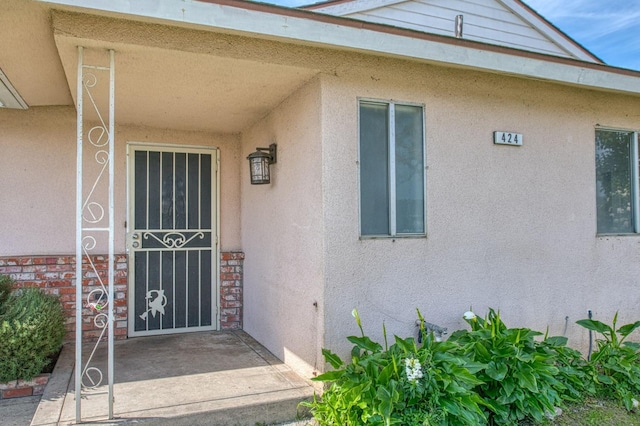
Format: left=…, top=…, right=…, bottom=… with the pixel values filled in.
left=129, top=147, right=216, bottom=336
left=143, top=231, right=205, bottom=249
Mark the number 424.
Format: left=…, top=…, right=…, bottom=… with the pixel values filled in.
left=494, top=131, right=522, bottom=146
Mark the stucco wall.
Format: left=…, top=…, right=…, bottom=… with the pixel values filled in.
left=319, top=60, right=640, bottom=360
left=0, top=106, right=241, bottom=256
left=241, top=77, right=325, bottom=379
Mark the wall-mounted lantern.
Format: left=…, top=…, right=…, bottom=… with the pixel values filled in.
left=247, top=143, right=277, bottom=185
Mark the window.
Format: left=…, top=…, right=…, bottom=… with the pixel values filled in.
left=359, top=100, right=425, bottom=236
left=595, top=128, right=640, bottom=234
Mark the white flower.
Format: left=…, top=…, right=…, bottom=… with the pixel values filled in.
left=463, top=311, right=476, bottom=320
left=633, top=398, right=639, bottom=410
left=404, top=357, right=423, bottom=382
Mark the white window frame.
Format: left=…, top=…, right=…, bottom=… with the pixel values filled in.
left=357, top=98, right=427, bottom=238
left=595, top=126, right=640, bottom=235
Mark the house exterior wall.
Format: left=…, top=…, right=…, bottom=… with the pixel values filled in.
left=318, top=59, right=640, bottom=361
left=241, top=77, right=325, bottom=379
left=0, top=105, right=244, bottom=337
left=0, top=106, right=242, bottom=255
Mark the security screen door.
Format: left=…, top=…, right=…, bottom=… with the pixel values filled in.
left=127, top=144, right=218, bottom=336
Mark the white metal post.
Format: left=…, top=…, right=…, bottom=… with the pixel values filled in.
left=75, top=46, right=116, bottom=422
left=108, top=48, right=115, bottom=420
left=75, top=45, right=84, bottom=424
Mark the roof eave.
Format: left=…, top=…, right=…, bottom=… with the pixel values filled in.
left=36, top=0, right=640, bottom=96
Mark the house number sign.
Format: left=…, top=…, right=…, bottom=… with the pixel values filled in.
left=494, top=131, right=522, bottom=146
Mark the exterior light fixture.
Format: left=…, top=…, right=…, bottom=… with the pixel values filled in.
left=247, top=143, right=277, bottom=185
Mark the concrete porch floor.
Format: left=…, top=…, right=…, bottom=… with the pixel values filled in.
left=30, top=331, right=316, bottom=425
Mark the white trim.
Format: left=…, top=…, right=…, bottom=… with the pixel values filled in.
left=214, top=148, right=221, bottom=330
left=313, top=0, right=599, bottom=63
left=595, top=128, right=640, bottom=236
left=0, top=69, right=28, bottom=109
left=38, top=0, right=640, bottom=96
left=309, top=0, right=408, bottom=16
left=107, top=48, right=115, bottom=420
left=422, top=104, right=427, bottom=237
left=126, top=142, right=220, bottom=338
left=633, top=132, right=640, bottom=233
left=358, top=98, right=426, bottom=238
left=498, top=0, right=598, bottom=62
left=595, top=125, right=640, bottom=133
left=74, top=45, right=83, bottom=424
left=388, top=103, right=397, bottom=236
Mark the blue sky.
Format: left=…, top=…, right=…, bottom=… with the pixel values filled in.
left=254, top=0, right=640, bottom=71
left=525, top=0, right=640, bottom=70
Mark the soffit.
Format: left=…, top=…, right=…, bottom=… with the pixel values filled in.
left=37, top=0, right=640, bottom=97
left=0, top=0, right=72, bottom=107
left=50, top=11, right=319, bottom=133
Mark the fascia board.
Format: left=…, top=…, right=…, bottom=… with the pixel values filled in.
left=38, top=0, right=640, bottom=96
left=499, top=0, right=600, bottom=63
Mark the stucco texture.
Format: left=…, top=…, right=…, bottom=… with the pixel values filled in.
left=319, top=57, right=640, bottom=361
left=0, top=106, right=241, bottom=256
left=3, top=9, right=640, bottom=381
left=241, top=77, right=325, bottom=379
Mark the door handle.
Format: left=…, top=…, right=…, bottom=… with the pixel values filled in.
left=131, top=232, right=141, bottom=249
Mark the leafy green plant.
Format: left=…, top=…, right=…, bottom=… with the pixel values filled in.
left=448, top=309, right=571, bottom=425
left=303, top=309, right=487, bottom=425
left=0, top=287, right=66, bottom=382
left=0, top=274, right=14, bottom=315
left=538, top=335, right=595, bottom=402
left=577, top=312, right=640, bottom=410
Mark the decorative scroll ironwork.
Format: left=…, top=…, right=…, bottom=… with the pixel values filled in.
left=139, top=289, right=168, bottom=321
left=75, top=47, right=115, bottom=422
left=142, top=231, right=205, bottom=248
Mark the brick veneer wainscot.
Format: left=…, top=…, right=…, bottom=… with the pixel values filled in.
left=220, top=251, right=244, bottom=330
left=0, top=255, right=128, bottom=341
left=0, top=374, right=50, bottom=400
left=0, top=252, right=244, bottom=339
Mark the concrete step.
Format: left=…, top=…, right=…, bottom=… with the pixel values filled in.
left=31, top=331, right=317, bottom=426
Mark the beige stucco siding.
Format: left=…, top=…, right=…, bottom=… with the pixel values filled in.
left=241, top=77, right=325, bottom=379
left=0, top=106, right=241, bottom=256
left=319, top=60, right=640, bottom=360
left=0, top=107, right=76, bottom=256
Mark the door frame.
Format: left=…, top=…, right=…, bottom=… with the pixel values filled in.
left=125, top=142, right=221, bottom=337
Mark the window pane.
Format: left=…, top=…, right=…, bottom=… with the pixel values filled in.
left=395, top=105, right=425, bottom=234
left=596, top=130, right=634, bottom=233
left=360, top=102, right=390, bottom=235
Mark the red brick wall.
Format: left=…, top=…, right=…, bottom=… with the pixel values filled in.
left=0, top=255, right=128, bottom=341
left=0, top=252, right=244, bottom=338
left=220, top=251, right=244, bottom=330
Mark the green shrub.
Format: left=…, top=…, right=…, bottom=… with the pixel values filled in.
left=0, top=287, right=66, bottom=382
left=305, top=307, right=636, bottom=424
left=577, top=313, right=640, bottom=410
left=0, top=274, right=14, bottom=315
left=303, top=309, right=487, bottom=425
left=448, top=309, right=577, bottom=425
left=537, top=335, right=595, bottom=402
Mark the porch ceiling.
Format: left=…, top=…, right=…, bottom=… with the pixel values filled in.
left=53, top=34, right=317, bottom=133
left=1, top=0, right=318, bottom=134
